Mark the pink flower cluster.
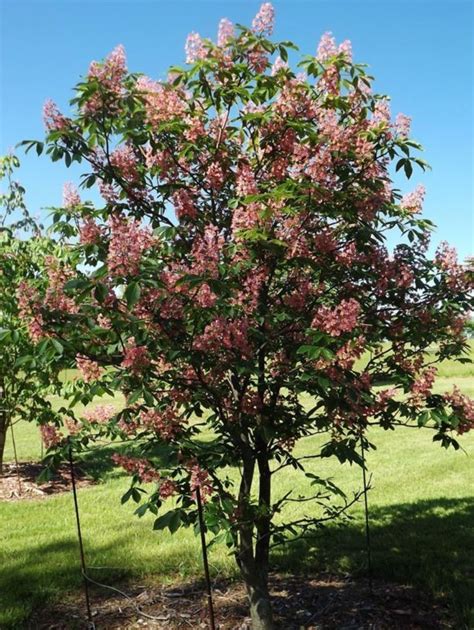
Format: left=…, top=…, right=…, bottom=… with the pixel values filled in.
left=185, top=32, right=207, bottom=63
left=195, top=283, right=217, bottom=308
left=445, top=386, right=474, bottom=433
left=82, top=404, right=116, bottom=424
left=140, top=407, right=182, bottom=440
left=271, top=56, right=288, bottom=76
left=312, top=298, right=361, bottom=337
left=316, top=32, right=352, bottom=62
left=111, top=453, right=160, bottom=483
left=336, top=335, right=366, bottom=369
left=79, top=216, right=103, bottom=245
left=395, top=113, right=411, bottom=138
left=136, top=76, right=186, bottom=126
left=76, top=354, right=103, bottom=382
left=206, top=162, right=225, bottom=190
left=190, top=225, right=223, bottom=277
left=235, top=162, right=258, bottom=196
left=107, top=214, right=154, bottom=276
left=110, top=145, right=139, bottom=184
left=40, top=424, right=63, bottom=449
left=410, top=366, right=437, bottom=404
left=121, top=337, right=150, bottom=374
left=188, top=463, right=214, bottom=501
left=217, top=18, right=234, bottom=47
left=172, top=189, right=197, bottom=221
left=62, top=182, right=81, bottom=209
left=83, top=45, right=127, bottom=115
left=17, top=280, right=44, bottom=341
left=44, top=256, right=77, bottom=314
left=159, top=478, right=178, bottom=499
left=43, top=99, right=68, bottom=131
left=193, top=317, right=252, bottom=358
left=252, top=2, right=275, bottom=35
left=401, top=184, right=425, bottom=214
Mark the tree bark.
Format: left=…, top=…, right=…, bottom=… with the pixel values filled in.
left=237, top=440, right=274, bottom=629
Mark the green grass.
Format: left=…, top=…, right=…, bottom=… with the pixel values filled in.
left=1, top=357, right=473, bottom=628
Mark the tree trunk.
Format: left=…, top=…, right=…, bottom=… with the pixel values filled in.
left=237, top=441, right=274, bottom=629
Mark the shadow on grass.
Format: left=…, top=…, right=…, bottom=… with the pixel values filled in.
left=273, top=497, right=474, bottom=628
left=1, top=497, right=472, bottom=629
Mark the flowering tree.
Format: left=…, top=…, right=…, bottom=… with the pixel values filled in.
left=0, top=155, right=67, bottom=472
left=20, top=4, right=473, bottom=627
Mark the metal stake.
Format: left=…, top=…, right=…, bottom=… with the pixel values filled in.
left=196, top=485, right=216, bottom=630
left=68, top=442, right=94, bottom=626
left=10, top=417, right=22, bottom=495
left=360, top=433, right=373, bottom=594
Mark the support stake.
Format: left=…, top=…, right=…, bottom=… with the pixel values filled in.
left=68, top=442, right=94, bottom=627
left=196, top=485, right=216, bottom=630
left=10, top=417, right=22, bottom=495
left=360, top=432, right=373, bottom=594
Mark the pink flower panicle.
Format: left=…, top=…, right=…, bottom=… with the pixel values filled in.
left=107, top=214, right=154, bottom=276
left=110, top=145, right=139, bottom=184
left=84, top=45, right=127, bottom=115
left=63, top=182, right=81, bottom=209
left=252, top=3, right=275, bottom=35
left=217, top=18, right=234, bottom=47
left=40, top=424, right=63, bottom=449
left=401, top=184, right=425, bottom=214
left=79, top=216, right=103, bottom=245
left=193, top=317, right=252, bottom=358
left=189, top=464, right=213, bottom=501
left=195, top=283, right=217, bottom=308
left=235, top=162, right=258, bottom=196
left=317, top=32, right=337, bottom=62
left=185, top=32, right=207, bottom=64
left=136, top=76, right=186, bottom=126
left=43, top=99, right=68, bottom=131
left=206, top=162, right=225, bottom=190
left=121, top=337, right=150, bottom=374
left=371, top=99, right=391, bottom=126
left=159, top=478, right=178, bottom=499
left=140, top=408, right=182, bottom=440
left=395, top=113, right=411, bottom=138
left=76, top=354, right=103, bottom=382
left=112, top=453, right=160, bottom=483
left=410, top=366, right=437, bottom=404
left=172, top=189, right=197, bottom=221
left=82, top=404, right=116, bottom=424
left=312, top=298, right=361, bottom=337
left=435, top=241, right=458, bottom=272
left=445, top=386, right=474, bottom=434
left=338, top=39, right=352, bottom=62
left=44, top=256, right=77, bottom=314
left=271, top=56, right=288, bottom=76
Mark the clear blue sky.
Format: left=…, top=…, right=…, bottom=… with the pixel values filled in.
left=1, top=0, right=472, bottom=259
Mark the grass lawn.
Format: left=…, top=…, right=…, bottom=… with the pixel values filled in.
left=1, top=351, right=473, bottom=628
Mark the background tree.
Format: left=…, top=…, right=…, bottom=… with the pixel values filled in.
left=0, top=155, right=68, bottom=472
left=20, top=4, right=473, bottom=628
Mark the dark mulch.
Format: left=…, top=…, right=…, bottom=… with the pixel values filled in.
left=29, top=573, right=453, bottom=629
left=0, top=461, right=94, bottom=501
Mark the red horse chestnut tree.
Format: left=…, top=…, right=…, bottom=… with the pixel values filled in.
left=20, top=4, right=473, bottom=628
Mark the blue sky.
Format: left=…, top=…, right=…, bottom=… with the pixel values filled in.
left=1, top=0, right=472, bottom=259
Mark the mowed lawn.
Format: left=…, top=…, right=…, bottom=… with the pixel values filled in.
left=1, top=351, right=473, bottom=628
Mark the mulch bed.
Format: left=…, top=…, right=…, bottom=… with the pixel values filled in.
left=0, top=461, right=94, bottom=501
left=30, top=573, right=453, bottom=629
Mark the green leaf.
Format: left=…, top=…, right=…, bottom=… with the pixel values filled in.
left=124, top=282, right=141, bottom=309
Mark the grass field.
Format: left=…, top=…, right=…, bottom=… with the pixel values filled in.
left=1, top=350, right=473, bottom=628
